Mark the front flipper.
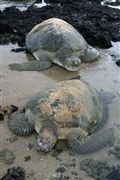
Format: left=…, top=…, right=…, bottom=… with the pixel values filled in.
left=69, top=128, right=114, bottom=155
left=9, top=60, right=52, bottom=71
left=9, top=110, right=35, bottom=136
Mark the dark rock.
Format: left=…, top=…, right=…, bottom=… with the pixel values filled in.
left=0, top=166, right=25, bottom=180
left=2, top=105, right=18, bottom=115
left=106, top=169, right=120, bottom=180
left=11, top=48, right=26, bottom=53
left=24, top=155, right=31, bottom=161
left=34, top=0, right=42, bottom=3
left=11, top=105, right=18, bottom=113
left=116, top=59, right=120, bottom=67
left=56, top=166, right=66, bottom=173
left=80, top=159, right=120, bottom=180
left=0, top=0, right=120, bottom=48
left=109, top=145, right=120, bottom=159
left=27, top=143, right=34, bottom=150
left=17, top=36, right=26, bottom=47
left=45, top=0, right=101, bottom=4
left=4, top=6, right=20, bottom=14
left=0, top=112, right=4, bottom=121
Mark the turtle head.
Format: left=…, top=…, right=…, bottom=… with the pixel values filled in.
left=36, top=128, right=57, bottom=153
left=64, top=56, right=81, bottom=71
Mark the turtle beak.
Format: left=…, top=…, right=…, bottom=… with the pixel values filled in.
left=36, top=137, right=50, bottom=153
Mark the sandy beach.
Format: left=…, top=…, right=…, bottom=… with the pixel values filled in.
left=0, top=0, right=120, bottom=179
left=0, top=43, right=120, bottom=179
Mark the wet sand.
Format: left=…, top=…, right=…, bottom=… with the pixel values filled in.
left=0, top=44, right=120, bottom=179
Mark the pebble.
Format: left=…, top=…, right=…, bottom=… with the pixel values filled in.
left=24, top=155, right=31, bottom=161
left=27, top=143, right=34, bottom=150
left=56, top=166, right=66, bottom=173
left=11, top=47, right=26, bottom=53
left=10, top=105, right=18, bottom=113
left=71, top=171, right=78, bottom=176
left=7, top=135, right=18, bottom=142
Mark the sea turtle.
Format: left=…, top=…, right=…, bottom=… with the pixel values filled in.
left=9, top=18, right=100, bottom=72
left=8, top=80, right=114, bottom=154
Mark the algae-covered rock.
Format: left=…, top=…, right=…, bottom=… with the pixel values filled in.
left=0, top=148, right=15, bottom=164
left=80, top=159, right=120, bottom=180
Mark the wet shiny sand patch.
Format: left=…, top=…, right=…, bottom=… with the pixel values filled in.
left=0, top=44, right=120, bottom=180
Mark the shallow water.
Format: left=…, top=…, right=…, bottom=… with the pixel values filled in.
left=101, top=0, right=120, bottom=10
left=0, top=43, right=120, bottom=179
left=1, top=0, right=120, bottom=11
left=0, top=0, right=47, bottom=11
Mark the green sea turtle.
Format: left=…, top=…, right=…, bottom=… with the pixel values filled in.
left=9, top=18, right=100, bottom=72
left=8, top=80, right=114, bottom=154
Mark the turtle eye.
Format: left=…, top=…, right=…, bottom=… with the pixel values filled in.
left=73, top=59, right=80, bottom=65
left=73, top=61, right=78, bottom=65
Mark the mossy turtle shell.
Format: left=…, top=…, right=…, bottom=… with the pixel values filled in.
left=9, top=18, right=99, bottom=72
left=26, top=18, right=87, bottom=53
left=24, top=80, right=103, bottom=138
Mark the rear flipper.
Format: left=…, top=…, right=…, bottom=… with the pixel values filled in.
left=69, top=128, right=114, bottom=155
left=9, top=60, right=52, bottom=71
left=83, top=45, right=100, bottom=62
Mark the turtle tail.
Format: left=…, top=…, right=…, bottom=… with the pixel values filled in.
left=69, top=128, right=114, bottom=155
left=8, top=111, right=34, bottom=136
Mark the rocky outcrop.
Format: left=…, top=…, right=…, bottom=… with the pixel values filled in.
left=0, top=0, right=120, bottom=48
